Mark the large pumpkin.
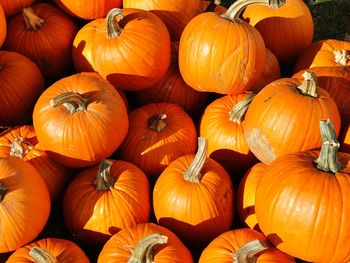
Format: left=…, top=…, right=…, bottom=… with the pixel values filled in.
left=98, top=223, right=193, bottom=262
left=32, top=72, right=129, bottom=168
left=178, top=0, right=266, bottom=95
left=243, top=71, right=341, bottom=165
left=153, top=137, right=234, bottom=249
left=6, top=238, right=89, bottom=262
left=63, top=159, right=151, bottom=247
left=118, top=102, right=197, bottom=179
left=5, top=3, right=79, bottom=80
left=242, top=0, right=314, bottom=65
left=0, top=0, right=33, bottom=16
left=0, top=158, right=50, bottom=253
left=255, top=120, right=350, bottom=262
left=0, top=51, right=44, bottom=126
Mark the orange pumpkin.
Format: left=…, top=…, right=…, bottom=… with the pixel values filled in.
left=6, top=238, right=89, bottom=262
left=0, top=3, right=5, bottom=47
left=255, top=120, right=350, bottom=262
left=199, top=228, right=295, bottom=262
left=32, top=72, right=129, bottom=168
left=63, top=159, right=151, bottom=247
left=243, top=71, right=341, bottom=165
left=178, top=0, right=266, bottom=95
left=5, top=3, right=79, bottom=80
left=153, top=137, right=234, bottom=249
left=0, top=51, right=44, bottom=126
left=294, top=39, right=350, bottom=72
left=98, top=223, right=193, bottom=262
left=0, top=125, right=71, bottom=202
left=242, top=0, right=314, bottom=65
left=0, top=158, right=50, bottom=253
left=0, top=0, right=33, bottom=16
left=118, top=102, right=197, bottom=179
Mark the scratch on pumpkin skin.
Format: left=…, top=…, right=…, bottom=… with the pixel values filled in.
left=245, top=128, right=276, bottom=164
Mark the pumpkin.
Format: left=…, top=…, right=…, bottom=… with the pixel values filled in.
left=178, top=0, right=266, bottom=95
left=98, top=222, right=193, bottom=262
left=6, top=238, right=89, bottom=262
left=32, top=72, right=129, bottom=168
left=294, top=39, right=350, bottom=72
left=0, top=51, right=44, bottom=126
left=5, top=3, right=79, bottom=80
left=0, top=125, right=71, bottom=203
left=0, top=3, right=5, bottom=47
left=0, top=158, right=50, bottom=253
left=73, top=8, right=171, bottom=91
left=123, top=0, right=201, bottom=41
left=236, top=162, right=267, bottom=231
left=199, top=228, right=295, bottom=263
left=243, top=71, right=341, bottom=165
left=153, top=137, right=234, bottom=249
left=63, top=159, right=151, bottom=247
left=53, top=0, right=121, bottom=20
left=118, top=102, right=197, bottom=179
left=255, top=120, right=350, bottom=262
left=199, top=92, right=258, bottom=179
left=242, top=0, right=314, bottom=65
left=133, top=42, right=209, bottom=117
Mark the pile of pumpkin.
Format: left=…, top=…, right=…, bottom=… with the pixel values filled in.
left=0, top=0, right=350, bottom=262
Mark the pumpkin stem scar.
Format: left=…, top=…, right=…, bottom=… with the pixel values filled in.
left=334, top=50, right=350, bottom=66
left=148, top=113, right=167, bottom=132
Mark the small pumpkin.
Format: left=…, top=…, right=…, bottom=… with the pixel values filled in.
left=32, top=72, right=129, bottom=168
left=98, top=222, right=193, bottom=263
left=6, top=238, right=89, bottom=262
left=0, top=0, right=33, bottom=16
left=63, top=159, right=151, bottom=247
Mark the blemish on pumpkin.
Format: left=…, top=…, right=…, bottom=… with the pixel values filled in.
left=245, top=128, right=276, bottom=164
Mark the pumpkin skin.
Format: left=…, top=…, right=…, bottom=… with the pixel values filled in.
left=242, top=0, right=314, bottom=65
left=242, top=73, right=341, bottom=165
left=0, top=0, right=33, bottom=16
left=32, top=72, right=129, bottom=168
left=199, top=228, right=295, bottom=263
left=5, top=3, right=79, bottom=80
left=0, top=3, right=5, bottom=47
left=53, top=0, right=122, bottom=20
left=63, top=159, right=151, bottom=248
left=0, top=125, right=71, bottom=203
left=98, top=222, right=193, bottom=263
left=0, top=51, right=44, bottom=126
left=294, top=39, right=350, bottom=72
left=6, top=238, right=89, bottom=262
left=0, top=158, right=50, bottom=253
left=178, top=6, right=266, bottom=95
left=118, top=102, right=197, bottom=179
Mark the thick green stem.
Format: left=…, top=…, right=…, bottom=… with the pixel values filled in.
left=229, top=93, right=255, bottom=124
left=233, top=239, right=269, bottom=263
left=184, top=137, right=208, bottom=183
left=22, top=7, right=44, bottom=31
left=9, top=137, right=33, bottom=158
left=0, top=183, right=7, bottom=202
left=50, top=92, right=88, bottom=114
left=148, top=114, right=167, bottom=133
left=106, top=8, right=124, bottom=39
left=95, top=160, right=116, bottom=191
left=29, top=246, right=58, bottom=263
left=297, top=71, right=318, bottom=98
left=128, top=233, right=168, bottom=263
left=314, top=119, right=344, bottom=173
left=222, top=0, right=285, bottom=21
left=334, top=50, right=349, bottom=66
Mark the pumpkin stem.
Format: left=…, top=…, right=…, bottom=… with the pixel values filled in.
left=222, top=0, right=286, bottom=21
left=29, top=246, right=58, bottom=263
left=334, top=50, right=350, bottom=66
left=148, top=114, right=167, bottom=133
left=94, top=159, right=116, bottom=191
left=296, top=71, right=318, bottom=98
left=22, top=7, right=45, bottom=31
left=229, top=93, right=255, bottom=124
left=232, top=239, right=269, bottom=263
left=9, top=136, right=33, bottom=158
left=106, top=8, right=124, bottom=39
left=314, top=119, right=344, bottom=173
left=184, top=137, right=208, bottom=183
left=50, top=92, right=88, bottom=114
left=0, top=183, right=7, bottom=202
left=128, top=233, right=168, bottom=263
